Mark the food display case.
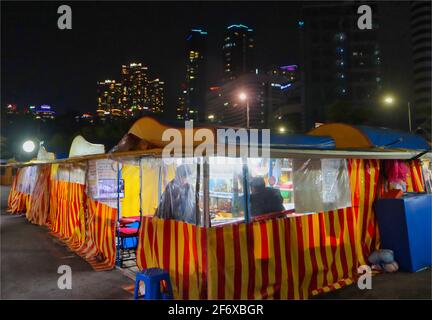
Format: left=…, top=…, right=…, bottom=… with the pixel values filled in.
left=248, top=158, right=295, bottom=211
left=208, top=159, right=245, bottom=226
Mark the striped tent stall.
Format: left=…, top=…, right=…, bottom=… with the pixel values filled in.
left=7, top=167, right=32, bottom=214
left=26, top=164, right=51, bottom=226
left=48, top=179, right=86, bottom=248
left=136, top=159, right=425, bottom=299
left=137, top=217, right=208, bottom=299
left=74, top=198, right=117, bottom=271
left=405, top=159, right=425, bottom=192
left=48, top=163, right=118, bottom=271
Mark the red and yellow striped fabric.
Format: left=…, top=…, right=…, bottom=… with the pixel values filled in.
left=7, top=168, right=30, bottom=214
left=406, top=160, right=424, bottom=192
left=74, top=199, right=117, bottom=271
left=136, top=159, right=387, bottom=299
left=26, top=165, right=51, bottom=226
left=137, top=217, right=208, bottom=299
left=48, top=180, right=86, bottom=249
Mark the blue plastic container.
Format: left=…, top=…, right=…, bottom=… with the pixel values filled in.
left=375, top=193, right=432, bottom=272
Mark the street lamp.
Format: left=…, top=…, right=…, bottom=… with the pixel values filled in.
left=383, top=96, right=394, bottom=105
left=239, top=92, right=249, bottom=129
left=382, top=95, right=412, bottom=132
left=22, top=140, right=36, bottom=153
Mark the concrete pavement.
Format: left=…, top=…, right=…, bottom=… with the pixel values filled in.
left=1, top=185, right=430, bottom=299
left=312, top=268, right=431, bottom=299
left=0, top=186, right=133, bottom=299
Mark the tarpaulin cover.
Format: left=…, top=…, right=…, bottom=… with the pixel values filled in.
left=309, top=123, right=430, bottom=150
left=121, top=116, right=336, bottom=152
left=357, top=126, right=431, bottom=150
left=269, top=134, right=335, bottom=150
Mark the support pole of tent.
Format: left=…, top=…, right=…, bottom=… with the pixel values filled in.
left=158, top=160, right=162, bottom=205
left=203, top=157, right=210, bottom=228
left=67, top=164, right=72, bottom=231
left=195, top=157, right=201, bottom=226
left=83, top=160, right=89, bottom=239
left=139, top=157, right=142, bottom=225
left=242, top=158, right=251, bottom=223
left=116, top=160, right=121, bottom=267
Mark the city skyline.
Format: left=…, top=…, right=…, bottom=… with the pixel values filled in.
left=2, top=2, right=302, bottom=118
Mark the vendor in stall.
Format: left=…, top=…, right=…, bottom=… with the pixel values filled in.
left=250, top=176, right=285, bottom=216
left=155, top=164, right=197, bottom=224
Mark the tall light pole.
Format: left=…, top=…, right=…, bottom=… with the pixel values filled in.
left=239, top=92, right=249, bottom=129
left=382, top=95, right=412, bottom=132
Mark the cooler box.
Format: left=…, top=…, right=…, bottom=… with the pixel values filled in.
left=375, top=193, right=432, bottom=272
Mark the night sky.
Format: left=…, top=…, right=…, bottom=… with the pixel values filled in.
left=2, top=1, right=303, bottom=117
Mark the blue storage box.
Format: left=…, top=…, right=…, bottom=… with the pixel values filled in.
left=375, top=193, right=432, bottom=272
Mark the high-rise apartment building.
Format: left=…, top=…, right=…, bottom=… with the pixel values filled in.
left=300, top=2, right=382, bottom=129
left=206, top=72, right=304, bottom=132
left=176, top=87, right=188, bottom=120
left=183, top=28, right=208, bottom=121
left=410, top=1, right=431, bottom=135
left=96, top=79, right=122, bottom=117
left=97, top=62, right=164, bottom=117
left=120, top=62, right=149, bottom=113
left=147, top=78, right=165, bottom=114
left=223, top=24, right=256, bottom=82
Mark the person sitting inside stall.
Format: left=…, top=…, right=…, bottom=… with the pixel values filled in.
left=155, top=164, right=197, bottom=224
left=250, top=176, right=285, bottom=216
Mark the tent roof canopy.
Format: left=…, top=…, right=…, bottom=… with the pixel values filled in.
left=4, top=117, right=432, bottom=167
left=121, top=116, right=336, bottom=151
left=309, top=123, right=431, bottom=151
left=69, top=135, right=105, bottom=158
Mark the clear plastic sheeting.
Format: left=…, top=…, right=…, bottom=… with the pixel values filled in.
left=16, top=166, right=38, bottom=194
left=421, top=159, right=432, bottom=193
left=208, top=157, right=245, bottom=226
left=87, top=159, right=119, bottom=208
left=138, top=158, right=162, bottom=216
left=155, top=158, right=199, bottom=225
left=247, top=158, right=294, bottom=215
left=52, top=163, right=86, bottom=184
left=292, top=158, right=351, bottom=213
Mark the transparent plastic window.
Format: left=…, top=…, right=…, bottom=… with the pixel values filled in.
left=208, top=157, right=245, bottom=226
left=292, top=158, right=351, bottom=213
left=87, top=159, right=120, bottom=208
left=155, top=157, right=199, bottom=225
left=247, top=158, right=292, bottom=217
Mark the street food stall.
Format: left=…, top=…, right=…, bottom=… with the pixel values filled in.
left=5, top=117, right=430, bottom=299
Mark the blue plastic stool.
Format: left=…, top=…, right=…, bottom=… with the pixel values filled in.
left=134, top=268, right=174, bottom=300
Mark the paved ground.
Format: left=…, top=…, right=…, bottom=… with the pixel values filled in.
left=0, top=186, right=133, bottom=299
left=1, top=185, right=431, bottom=299
left=312, top=269, right=431, bottom=299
